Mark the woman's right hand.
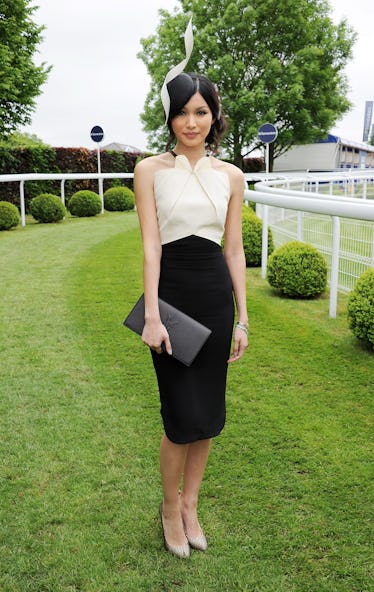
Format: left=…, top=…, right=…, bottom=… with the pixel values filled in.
left=141, top=320, right=172, bottom=356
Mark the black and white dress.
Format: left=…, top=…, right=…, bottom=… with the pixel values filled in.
left=151, top=154, right=234, bottom=444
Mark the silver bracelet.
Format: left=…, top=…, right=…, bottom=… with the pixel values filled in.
left=235, top=321, right=248, bottom=335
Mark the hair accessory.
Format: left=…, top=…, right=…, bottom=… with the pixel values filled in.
left=160, top=18, right=194, bottom=122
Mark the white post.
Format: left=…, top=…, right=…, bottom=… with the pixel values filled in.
left=351, top=178, right=355, bottom=198
left=60, top=179, right=65, bottom=205
left=297, top=211, right=304, bottom=241
left=362, top=180, right=367, bottom=200
left=20, top=180, right=26, bottom=227
left=261, top=205, right=269, bottom=279
left=265, top=143, right=269, bottom=175
left=329, top=216, right=340, bottom=318
left=97, top=145, right=104, bottom=213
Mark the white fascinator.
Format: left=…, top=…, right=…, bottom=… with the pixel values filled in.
left=160, top=18, right=194, bottom=122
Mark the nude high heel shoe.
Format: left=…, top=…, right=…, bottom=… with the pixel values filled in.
left=159, top=503, right=190, bottom=558
left=178, top=492, right=208, bottom=551
left=185, top=530, right=208, bottom=551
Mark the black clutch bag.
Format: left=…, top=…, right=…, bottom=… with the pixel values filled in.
left=123, top=294, right=212, bottom=367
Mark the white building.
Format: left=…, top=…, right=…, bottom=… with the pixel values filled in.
left=274, top=134, right=374, bottom=172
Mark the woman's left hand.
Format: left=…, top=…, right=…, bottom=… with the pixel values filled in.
left=227, top=327, right=248, bottom=363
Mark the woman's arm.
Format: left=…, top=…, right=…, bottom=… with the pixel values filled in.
left=223, top=166, right=248, bottom=363
left=134, top=158, right=172, bottom=355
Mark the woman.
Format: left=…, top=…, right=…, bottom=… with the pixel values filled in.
left=134, top=71, right=248, bottom=558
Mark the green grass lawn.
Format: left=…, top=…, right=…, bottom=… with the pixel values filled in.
left=0, top=212, right=373, bottom=592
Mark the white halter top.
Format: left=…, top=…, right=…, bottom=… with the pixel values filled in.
left=154, top=154, right=230, bottom=245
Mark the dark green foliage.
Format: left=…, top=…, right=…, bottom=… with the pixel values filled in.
left=68, top=190, right=102, bottom=217
left=138, top=0, right=355, bottom=165
left=0, top=1, right=51, bottom=139
left=242, top=206, right=274, bottom=267
left=104, top=186, right=135, bottom=211
left=347, top=268, right=374, bottom=349
left=267, top=240, right=327, bottom=298
left=0, top=145, right=58, bottom=207
left=0, top=147, right=140, bottom=207
left=243, top=157, right=264, bottom=173
left=0, top=200, right=20, bottom=230
left=30, top=193, right=66, bottom=223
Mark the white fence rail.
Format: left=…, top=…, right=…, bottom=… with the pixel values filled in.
left=0, top=172, right=133, bottom=225
left=245, top=170, right=374, bottom=317
left=1, top=169, right=374, bottom=318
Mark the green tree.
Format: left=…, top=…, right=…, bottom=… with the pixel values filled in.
left=138, top=0, right=356, bottom=169
left=0, top=131, right=48, bottom=147
left=0, top=1, right=51, bottom=139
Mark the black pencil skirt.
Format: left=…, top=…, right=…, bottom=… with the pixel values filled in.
left=151, top=235, right=234, bottom=444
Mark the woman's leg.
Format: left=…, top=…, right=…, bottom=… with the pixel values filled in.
left=180, top=438, right=211, bottom=538
left=160, top=433, right=189, bottom=547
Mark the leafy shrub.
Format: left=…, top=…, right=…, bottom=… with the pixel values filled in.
left=0, top=146, right=141, bottom=206
left=347, top=268, right=374, bottom=349
left=68, top=190, right=102, bottom=217
left=0, top=201, right=20, bottom=230
left=30, top=193, right=66, bottom=223
left=0, top=146, right=58, bottom=207
left=267, top=241, right=327, bottom=298
left=104, top=186, right=135, bottom=211
left=242, top=206, right=274, bottom=267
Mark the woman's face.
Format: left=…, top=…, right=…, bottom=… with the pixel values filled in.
left=171, top=92, right=213, bottom=149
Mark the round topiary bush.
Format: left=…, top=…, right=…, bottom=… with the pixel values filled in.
left=0, top=201, right=20, bottom=230
left=267, top=240, right=327, bottom=298
left=68, top=190, right=102, bottom=217
left=347, top=268, right=374, bottom=349
left=30, top=193, right=66, bottom=223
left=104, top=186, right=135, bottom=211
left=242, top=206, right=274, bottom=267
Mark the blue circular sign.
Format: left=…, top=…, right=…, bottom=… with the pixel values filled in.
left=90, top=125, right=104, bottom=143
left=258, top=123, right=278, bottom=144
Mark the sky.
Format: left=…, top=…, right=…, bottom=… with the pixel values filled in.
left=21, top=0, right=373, bottom=151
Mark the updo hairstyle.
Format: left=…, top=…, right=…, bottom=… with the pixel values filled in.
left=166, top=73, right=227, bottom=154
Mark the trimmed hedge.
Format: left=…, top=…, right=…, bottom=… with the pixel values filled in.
left=0, top=201, right=20, bottom=230
left=104, top=186, right=135, bottom=211
left=68, top=190, right=102, bottom=217
left=242, top=156, right=264, bottom=173
left=242, top=206, right=274, bottom=267
left=347, top=268, right=374, bottom=349
left=30, top=193, right=66, bottom=223
left=0, top=147, right=140, bottom=208
left=267, top=241, right=328, bottom=298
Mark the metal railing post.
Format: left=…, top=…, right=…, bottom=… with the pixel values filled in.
left=297, top=211, right=304, bottom=242
left=329, top=216, right=340, bottom=318
left=60, top=179, right=65, bottom=205
left=261, top=205, right=269, bottom=279
left=20, top=180, right=26, bottom=227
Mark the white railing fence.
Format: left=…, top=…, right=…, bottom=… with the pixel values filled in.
left=245, top=170, right=374, bottom=317
left=0, top=172, right=133, bottom=225
left=1, top=169, right=374, bottom=318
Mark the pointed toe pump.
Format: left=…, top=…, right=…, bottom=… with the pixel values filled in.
left=185, top=531, right=208, bottom=552
left=159, top=503, right=190, bottom=559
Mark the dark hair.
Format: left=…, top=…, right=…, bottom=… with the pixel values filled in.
left=166, top=73, right=227, bottom=154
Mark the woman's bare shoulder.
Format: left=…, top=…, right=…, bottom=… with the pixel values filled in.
left=135, top=152, right=173, bottom=174
left=211, top=158, right=245, bottom=184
